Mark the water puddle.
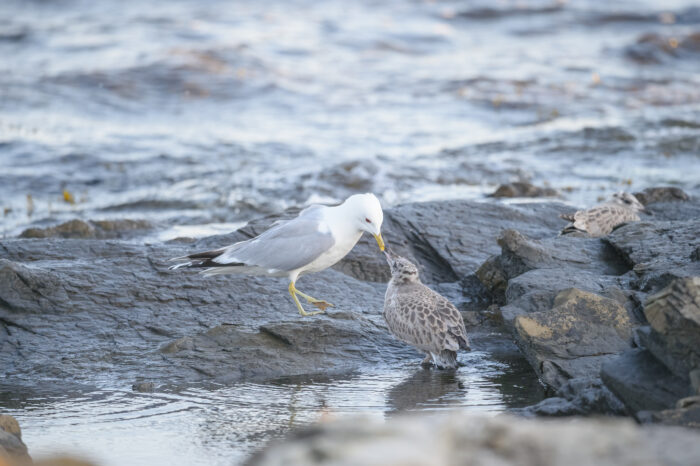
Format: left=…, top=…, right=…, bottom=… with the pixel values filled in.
left=2, top=353, right=542, bottom=465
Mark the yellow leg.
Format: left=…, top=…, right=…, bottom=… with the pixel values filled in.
left=289, top=282, right=331, bottom=316
left=294, top=288, right=334, bottom=310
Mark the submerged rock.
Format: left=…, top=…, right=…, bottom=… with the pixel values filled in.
left=489, top=182, right=558, bottom=198
left=246, top=411, right=700, bottom=466
left=20, top=219, right=152, bottom=239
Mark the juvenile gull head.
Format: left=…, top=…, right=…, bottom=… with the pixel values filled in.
left=383, top=251, right=470, bottom=369
left=168, top=193, right=385, bottom=316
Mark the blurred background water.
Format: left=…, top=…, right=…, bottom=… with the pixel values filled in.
left=1, top=0, right=699, bottom=464
left=1, top=0, right=699, bottom=239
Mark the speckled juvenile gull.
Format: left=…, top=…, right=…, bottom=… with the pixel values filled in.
left=383, top=251, right=470, bottom=369
left=561, top=192, right=646, bottom=237
left=169, top=193, right=385, bottom=316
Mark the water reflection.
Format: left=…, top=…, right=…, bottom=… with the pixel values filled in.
left=386, top=368, right=464, bottom=415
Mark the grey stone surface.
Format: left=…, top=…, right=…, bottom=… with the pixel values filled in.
left=246, top=410, right=700, bottom=466
left=642, top=277, right=700, bottom=380
left=516, top=377, right=625, bottom=416
left=606, top=219, right=700, bottom=292
left=514, top=288, right=634, bottom=390
left=601, top=349, right=690, bottom=414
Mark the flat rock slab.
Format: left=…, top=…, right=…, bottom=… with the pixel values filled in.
left=246, top=410, right=700, bottom=466
left=158, top=312, right=420, bottom=383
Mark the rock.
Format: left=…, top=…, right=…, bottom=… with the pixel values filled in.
left=634, top=187, right=690, bottom=205
left=602, top=349, right=690, bottom=414
left=477, top=229, right=630, bottom=307
left=637, top=397, right=700, bottom=429
left=158, top=313, right=419, bottom=383
left=517, top=377, right=625, bottom=416
left=0, top=199, right=567, bottom=390
left=489, top=182, right=558, bottom=198
left=641, top=277, right=700, bottom=380
left=20, top=219, right=152, bottom=239
left=514, top=288, right=634, bottom=390
left=0, top=414, right=30, bottom=464
left=246, top=411, right=700, bottom=466
left=132, top=382, right=156, bottom=392
left=625, top=32, right=700, bottom=64
left=606, top=219, right=700, bottom=292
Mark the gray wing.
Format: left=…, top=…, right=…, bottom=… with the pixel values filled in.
left=213, top=207, right=335, bottom=272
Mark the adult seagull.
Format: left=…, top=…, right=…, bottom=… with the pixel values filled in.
left=169, top=193, right=385, bottom=316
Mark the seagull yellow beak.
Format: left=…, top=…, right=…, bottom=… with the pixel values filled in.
left=373, top=233, right=385, bottom=251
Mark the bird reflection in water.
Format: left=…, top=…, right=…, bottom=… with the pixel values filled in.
left=386, top=368, right=466, bottom=416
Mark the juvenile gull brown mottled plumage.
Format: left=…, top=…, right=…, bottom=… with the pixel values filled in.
left=383, top=251, right=470, bottom=369
left=560, top=192, right=647, bottom=237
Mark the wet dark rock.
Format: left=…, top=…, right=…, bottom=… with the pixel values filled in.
left=517, top=377, right=625, bottom=416
left=478, top=228, right=632, bottom=314
left=474, top=199, right=700, bottom=412
left=20, top=219, right=152, bottom=239
left=159, top=313, right=419, bottom=383
left=0, top=414, right=30, bottom=463
left=601, top=278, right=700, bottom=427
left=638, top=396, right=700, bottom=428
left=513, top=288, right=634, bottom=390
left=641, top=277, right=700, bottom=381
left=489, top=182, right=559, bottom=198
left=0, top=199, right=567, bottom=390
left=246, top=411, right=700, bottom=466
left=634, top=186, right=690, bottom=205
left=605, top=219, right=700, bottom=292
left=601, top=349, right=690, bottom=414
left=337, top=200, right=570, bottom=286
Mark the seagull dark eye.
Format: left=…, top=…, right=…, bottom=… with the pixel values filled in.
left=365, top=218, right=372, bottom=223
left=623, top=199, right=631, bottom=204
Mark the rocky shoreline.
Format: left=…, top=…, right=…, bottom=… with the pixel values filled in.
left=1, top=188, right=699, bottom=463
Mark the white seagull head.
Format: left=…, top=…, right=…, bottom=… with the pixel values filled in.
left=343, top=193, right=385, bottom=250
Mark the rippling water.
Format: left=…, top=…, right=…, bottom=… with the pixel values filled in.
left=2, top=0, right=699, bottom=238
left=2, top=0, right=699, bottom=463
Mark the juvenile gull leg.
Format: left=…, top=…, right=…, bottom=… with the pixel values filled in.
left=288, top=282, right=328, bottom=316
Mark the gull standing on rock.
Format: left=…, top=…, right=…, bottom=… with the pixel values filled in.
left=383, top=251, right=470, bottom=369
left=560, top=192, right=647, bottom=237
left=169, top=193, right=385, bottom=316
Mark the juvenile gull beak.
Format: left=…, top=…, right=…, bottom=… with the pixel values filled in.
left=373, top=233, right=385, bottom=251
left=383, top=249, right=393, bottom=264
